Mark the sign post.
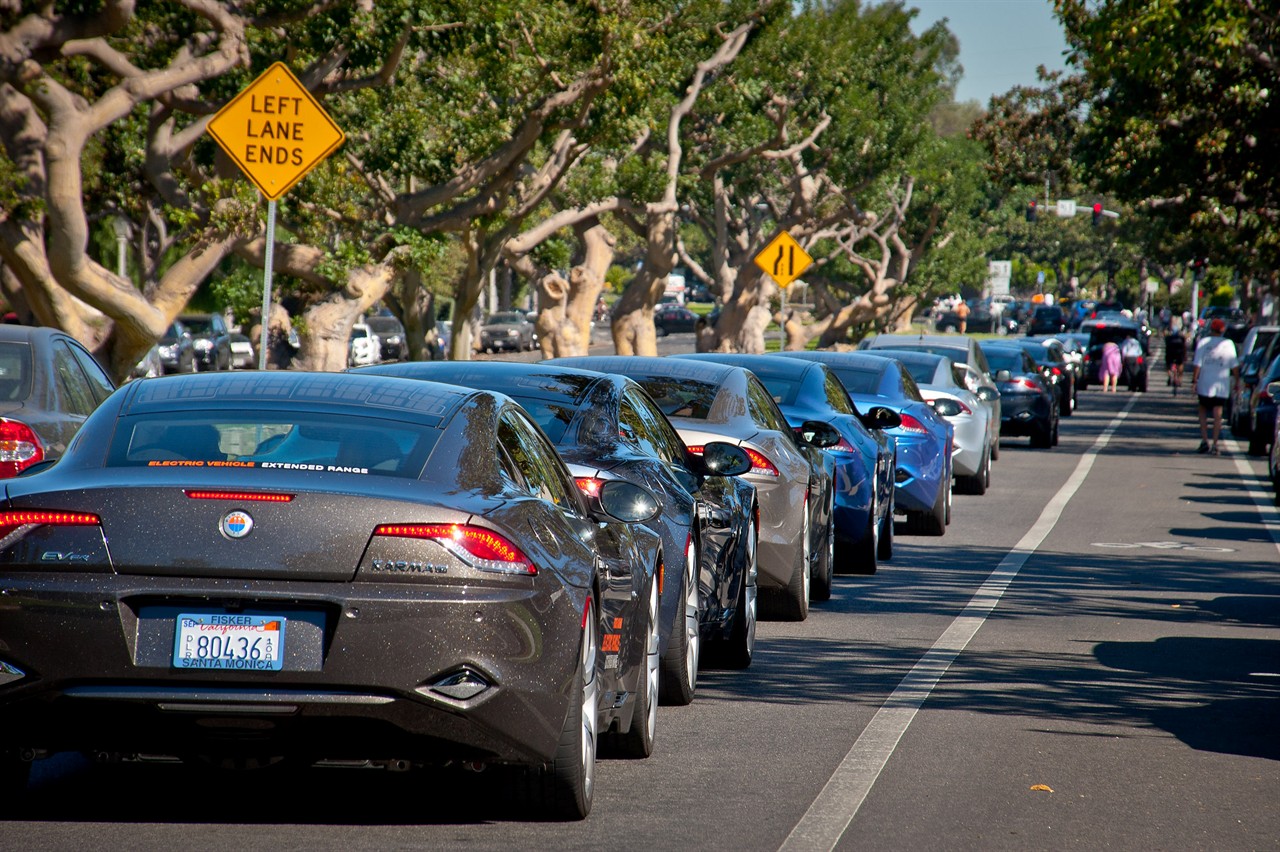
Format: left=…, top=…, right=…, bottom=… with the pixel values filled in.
left=207, top=62, right=345, bottom=369
left=753, top=231, right=813, bottom=350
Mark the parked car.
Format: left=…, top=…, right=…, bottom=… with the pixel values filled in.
left=479, top=311, right=536, bottom=353
left=680, top=353, right=900, bottom=575
left=1239, top=325, right=1280, bottom=361
left=1245, top=353, right=1280, bottom=457
left=347, top=322, right=381, bottom=367
left=978, top=342, right=1059, bottom=448
left=1026, top=305, right=1069, bottom=336
left=364, top=314, right=409, bottom=362
left=550, top=356, right=837, bottom=621
left=934, top=300, right=1018, bottom=335
left=1012, top=337, right=1077, bottom=416
left=1268, top=377, right=1280, bottom=506
left=157, top=320, right=196, bottom=374
left=852, top=349, right=994, bottom=496
left=0, top=371, right=664, bottom=818
left=178, top=312, right=233, bottom=371
left=354, top=360, right=758, bottom=688
left=783, top=351, right=954, bottom=536
left=1195, top=305, right=1249, bottom=346
left=861, top=333, right=1002, bottom=461
left=227, top=333, right=255, bottom=369
left=1230, top=347, right=1272, bottom=439
left=1082, top=319, right=1149, bottom=391
left=0, top=325, right=115, bottom=477
left=129, top=345, right=164, bottom=379
left=653, top=305, right=700, bottom=336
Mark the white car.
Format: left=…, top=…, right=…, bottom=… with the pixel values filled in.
left=228, top=334, right=255, bottom=369
left=348, top=323, right=382, bottom=367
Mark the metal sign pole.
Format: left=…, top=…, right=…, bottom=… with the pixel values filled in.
left=258, top=199, right=276, bottom=371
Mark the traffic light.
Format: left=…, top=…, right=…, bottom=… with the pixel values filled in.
left=1026, top=200, right=1037, bottom=222
left=1091, top=203, right=1103, bottom=226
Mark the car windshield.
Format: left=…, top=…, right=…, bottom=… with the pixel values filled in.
left=107, top=412, right=440, bottom=478
left=365, top=318, right=401, bottom=334
left=488, top=313, right=525, bottom=325
left=0, top=342, right=33, bottom=402
left=351, top=327, right=369, bottom=339
left=181, top=317, right=213, bottom=334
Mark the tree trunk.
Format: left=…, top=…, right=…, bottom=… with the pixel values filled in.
left=611, top=207, right=676, bottom=356
left=539, top=222, right=613, bottom=358
left=292, top=264, right=399, bottom=372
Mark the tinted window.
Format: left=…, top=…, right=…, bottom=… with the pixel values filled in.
left=0, top=342, right=33, bottom=402
left=753, top=373, right=802, bottom=406
left=618, top=395, right=660, bottom=459
left=626, top=389, right=689, bottom=468
left=107, top=412, right=438, bottom=478
left=984, top=349, right=1026, bottom=372
left=182, top=317, right=213, bottom=334
left=67, top=341, right=114, bottom=403
left=52, top=342, right=97, bottom=416
left=897, top=366, right=926, bottom=402
left=822, top=371, right=856, bottom=415
left=632, top=376, right=719, bottom=420
left=899, top=360, right=939, bottom=387
left=507, top=396, right=579, bottom=445
left=826, top=366, right=882, bottom=395
left=746, top=376, right=791, bottom=433
left=499, top=410, right=576, bottom=510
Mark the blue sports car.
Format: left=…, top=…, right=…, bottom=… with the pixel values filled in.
left=777, top=351, right=954, bottom=536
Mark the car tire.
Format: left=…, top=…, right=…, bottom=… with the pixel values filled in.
left=713, top=516, right=757, bottom=669
left=846, top=502, right=878, bottom=576
left=811, top=504, right=834, bottom=599
left=0, top=758, right=30, bottom=812
left=957, top=449, right=989, bottom=496
left=876, top=490, right=894, bottom=561
left=1249, top=430, right=1268, bottom=457
left=602, top=579, right=658, bottom=759
left=655, top=325, right=668, bottom=338
left=990, top=436, right=1000, bottom=461
left=1060, top=388, right=1074, bottom=416
left=768, top=503, right=811, bottom=621
left=658, top=543, right=699, bottom=706
left=514, top=596, right=597, bottom=820
left=905, top=479, right=947, bottom=536
left=1030, top=420, right=1053, bottom=449
left=1051, top=414, right=1060, bottom=447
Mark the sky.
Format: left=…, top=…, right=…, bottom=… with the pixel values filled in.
left=906, top=0, right=1072, bottom=105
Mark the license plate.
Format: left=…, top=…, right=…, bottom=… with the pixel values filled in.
left=172, top=613, right=285, bottom=671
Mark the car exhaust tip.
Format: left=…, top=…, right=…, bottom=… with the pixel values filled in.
left=420, top=668, right=491, bottom=702
left=0, top=660, right=25, bottom=687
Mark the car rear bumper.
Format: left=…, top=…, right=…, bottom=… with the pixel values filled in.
left=1000, top=394, right=1052, bottom=436
left=0, top=572, right=583, bottom=766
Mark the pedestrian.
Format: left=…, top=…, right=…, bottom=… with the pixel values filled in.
left=1164, top=320, right=1187, bottom=395
left=1099, top=339, right=1122, bottom=392
left=1191, top=317, right=1240, bottom=454
left=955, top=299, right=970, bottom=334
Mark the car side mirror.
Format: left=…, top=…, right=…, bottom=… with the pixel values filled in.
left=862, top=406, right=902, bottom=430
left=688, top=441, right=751, bottom=477
left=1268, top=381, right=1280, bottom=398
left=593, top=479, right=660, bottom=524
left=995, top=370, right=1012, bottom=383
left=976, top=387, right=999, bottom=402
left=797, top=419, right=842, bottom=449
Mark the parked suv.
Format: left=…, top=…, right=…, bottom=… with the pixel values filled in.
left=178, top=312, right=232, bottom=371
left=364, top=314, right=409, bottom=362
left=1082, top=320, right=1149, bottom=391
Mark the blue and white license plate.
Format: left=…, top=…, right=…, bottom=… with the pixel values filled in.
left=172, top=613, right=285, bottom=671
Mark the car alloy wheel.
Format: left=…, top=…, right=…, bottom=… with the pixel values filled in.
left=605, top=577, right=659, bottom=757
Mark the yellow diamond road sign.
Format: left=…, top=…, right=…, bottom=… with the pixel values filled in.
left=207, top=62, right=345, bottom=201
left=753, top=231, right=813, bottom=289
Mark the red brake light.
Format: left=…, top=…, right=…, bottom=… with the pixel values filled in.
left=0, top=419, right=44, bottom=477
left=1012, top=377, right=1040, bottom=391
left=373, top=523, right=535, bottom=575
left=0, top=510, right=100, bottom=540
left=1050, top=366, right=1062, bottom=376
left=574, top=477, right=604, bottom=498
left=743, top=448, right=779, bottom=476
left=897, top=414, right=929, bottom=435
left=184, top=490, right=294, bottom=503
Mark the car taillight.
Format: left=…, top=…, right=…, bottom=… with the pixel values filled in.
left=743, top=448, right=779, bottom=476
left=574, top=477, right=604, bottom=498
left=897, top=414, right=929, bottom=435
left=0, top=510, right=100, bottom=540
left=1011, top=377, right=1040, bottom=391
left=1050, top=366, right=1062, bottom=376
left=185, top=490, right=295, bottom=502
left=0, top=420, right=44, bottom=478
left=373, top=523, right=535, bottom=575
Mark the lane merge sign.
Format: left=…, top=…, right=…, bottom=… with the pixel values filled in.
left=207, top=62, right=345, bottom=201
left=753, top=231, right=813, bottom=289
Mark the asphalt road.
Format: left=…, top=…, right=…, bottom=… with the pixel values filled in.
left=6, top=355, right=1279, bottom=852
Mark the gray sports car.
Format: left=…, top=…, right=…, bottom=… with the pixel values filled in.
left=548, top=356, right=837, bottom=622
left=0, top=372, right=664, bottom=820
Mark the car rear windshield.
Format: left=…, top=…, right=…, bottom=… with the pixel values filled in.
left=107, top=412, right=440, bottom=478
left=628, top=376, right=719, bottom=420
left=983, top=349, right=1025, bottom=372
left=0, top=343, right=33, bottom=402
left=181, top=317, right=213, bottom=334
left=825, top=367, right=881, bottom=395
left=488, top=313, right=525, bottom=324
left=898, top=361, right=939, bottom=387
left=506, top=396, right=579, bottom=444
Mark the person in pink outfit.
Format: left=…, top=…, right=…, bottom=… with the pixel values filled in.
left=1099, top=340, right=1122, bottom=392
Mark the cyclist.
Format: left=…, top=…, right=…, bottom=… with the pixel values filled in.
left=1164, top=320, right=1188, bottom=396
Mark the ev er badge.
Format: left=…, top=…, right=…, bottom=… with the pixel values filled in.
left=220, top=510, right=254, bottom=540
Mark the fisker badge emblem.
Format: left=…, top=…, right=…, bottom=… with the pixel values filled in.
left=220, top=510, right=254, bottom=539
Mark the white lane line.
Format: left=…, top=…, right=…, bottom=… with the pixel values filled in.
left=780, top=396, right=1139, bottom=852
left=1225, top=440, right=1280, bottom=557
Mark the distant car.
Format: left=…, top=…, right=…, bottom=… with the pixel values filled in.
left=686, top=283, right=714, bottom=303
left=1012, top=337, right=1077, bottom=416
left=0, top=324, right=115, bottom=477
left=1268, top=378, right=1280, bottom=506
left=653, top=305, right=699, bottom=336
left=178, top=313, right=232, bottom=371
left=1082, top=320, right=1149, bottom=391
left=348, top=322, right=381, bottom=367
left=1196, top=306, right=1249, bottom=346
left=129, top=345, right=163, bottom=380
left=227, top=333, right=255, bottom=369
left=934, top=300, right=1017, bottom=335
left=479, top=311, right=535, bottom=352
left=1026, top=305, right=1069, bottom=336
left=157, top=320, right=196, bottom=374
left=431, top=320, right=451, bottom=360
left=364, top=315, right=409, bottom=362
left=979, top=342, right=1059, bottom=449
